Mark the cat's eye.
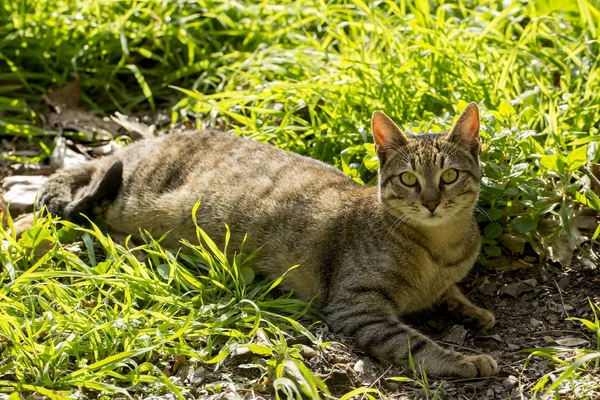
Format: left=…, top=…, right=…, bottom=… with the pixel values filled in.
left=441, top=169, right=458, bottom=184
left=400, top=172, right=418, bottom=187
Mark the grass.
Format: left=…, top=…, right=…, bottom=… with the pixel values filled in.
left=1, top=0, right=600, bottom=398
left=1, top=209, right=327, bottom=398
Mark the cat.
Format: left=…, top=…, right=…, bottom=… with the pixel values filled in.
left=38, top=102, right=497, bottom=378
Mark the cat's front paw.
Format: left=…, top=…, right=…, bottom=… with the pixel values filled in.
left=457, top=354, right=498, bottom=378
left=475, top=309, right=495, bottom=331
left=463, top=308, right=495, bottom=330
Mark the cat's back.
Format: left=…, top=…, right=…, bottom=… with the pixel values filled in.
left=105, top=130, right=360, bottom=251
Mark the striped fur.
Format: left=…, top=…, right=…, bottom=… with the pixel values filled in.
left=38, top=103, right=497, bottom=377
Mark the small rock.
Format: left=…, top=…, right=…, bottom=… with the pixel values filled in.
left=543, top=336, right=555, bottom=344
left=503, top=375, right=518, bottom=391
left=530, top=318, right=542, bottom=328
left=507, top=343, right=520, bottom=351
left=300, top=345, right=317, bottom=359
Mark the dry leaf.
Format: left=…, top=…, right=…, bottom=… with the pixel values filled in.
left=442, top=325, right=468, bottom=345
left=500, top=233, right=526, bottom=255
left=554, top=337, right=588, bottom=347
left=1, top=175, right=47, bottom=214
left=44, top=79, right=120, bottom=143
left=50, top=137, right=89, bottom=169
left=546, top=226, right=587, bottom=266
left=498, top=281, right=535, bottom=297
left=111, top=112, right=154, bottom=140
left=48, top=108, right=117, bottom=142
left=43, top=78, right=81, bottom=109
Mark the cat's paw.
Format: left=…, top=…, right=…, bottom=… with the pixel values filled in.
left=463, top=308, right=495, bottom=330
left=457, top=354, right=498, bottom=378
left=474, top=309, right=495, bottom=330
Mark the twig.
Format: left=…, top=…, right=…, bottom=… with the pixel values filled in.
left=581, top=166, right=600, bottom=189
left=553, top=279, right=570, bottom=318
left=360, top=364, right=393, bottom=400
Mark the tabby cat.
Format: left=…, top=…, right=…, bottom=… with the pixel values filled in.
left=38, top=103, right=497, bottom=377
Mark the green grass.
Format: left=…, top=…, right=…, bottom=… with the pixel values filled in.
left=1, top=210, right=328, bottom=399
left=1, top=0, right=600, bottom=398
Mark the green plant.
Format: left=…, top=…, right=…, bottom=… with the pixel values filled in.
left=523, top=299, right=600, bottom=398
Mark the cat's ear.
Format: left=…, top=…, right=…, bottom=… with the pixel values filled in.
left=372, top=111, right=408, bottom=153
left=448, top=103, right=480, bottom=152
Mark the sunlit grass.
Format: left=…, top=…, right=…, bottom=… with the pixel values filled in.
left=1, top=0, right=600, bottom=397
left=0, top=209, right=328, bottom=398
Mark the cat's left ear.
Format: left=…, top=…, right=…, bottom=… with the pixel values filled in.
left=448, top=102, right=480, bottom=154
left=372, top=111, right=408, bottom=153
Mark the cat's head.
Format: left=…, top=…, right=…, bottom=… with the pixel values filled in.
left=372, top=103, right=481, bottom=227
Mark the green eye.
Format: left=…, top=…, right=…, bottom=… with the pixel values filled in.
left=441, top=168, right=458, bottom=184
left=400, top=172, right=418, bottom=187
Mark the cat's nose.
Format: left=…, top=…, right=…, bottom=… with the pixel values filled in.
left=423, top=200, right=439, bottom=213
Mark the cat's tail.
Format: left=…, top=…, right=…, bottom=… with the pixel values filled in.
left=38, top=160, right=123, bottom=223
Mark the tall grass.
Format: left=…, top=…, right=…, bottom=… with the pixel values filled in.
left=2, top=0, right=599, bottom=260
left=1, top=0, right=600, bottom=397
left=0, top=209, right=328, bottom=398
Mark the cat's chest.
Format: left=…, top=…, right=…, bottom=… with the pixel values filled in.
left=400, top=241, right=478, bottom=312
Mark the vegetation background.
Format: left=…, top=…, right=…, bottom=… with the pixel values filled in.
left=0, top=0, right=599, bottom=398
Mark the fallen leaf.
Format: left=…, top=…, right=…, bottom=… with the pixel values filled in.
left=354, top=357, right=377, bottom=385
left=483, top=334, right=503, bottom=343
left=111, top=112, right=154, bottom=140
left=50, top=137, right=89, bottom=169
left=500, top=233, right=526, bottom=255
left=48, top=108, right=117, bottom=142
left=479, top=280, right=497, bottom=297
left=43, top=78, right=81, bottom=109
left=592, top=163, right=600, bottom=194
left=503, top=375, right=518, bottom=392
left=498, top=282, right=535, bottom=297
left=530, top=318, right=542, bottom=328
left=554, top=337, right=588, bottom=347
left=572, top=215, right=599, bottom=231
left=1, top=175, right=47, bottom=214
left=43, top=80, right=120, bottom=143
left=442, top=325, right=468, bottom=345
left=546, top=227, right=587, bottom=267
left=543, top=336, right=554, bottom=344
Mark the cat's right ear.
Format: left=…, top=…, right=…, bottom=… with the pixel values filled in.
left=372, top=111, right=408, bottom=158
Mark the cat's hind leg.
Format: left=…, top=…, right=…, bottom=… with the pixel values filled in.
left=38, top=159, right=123, bottom=223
